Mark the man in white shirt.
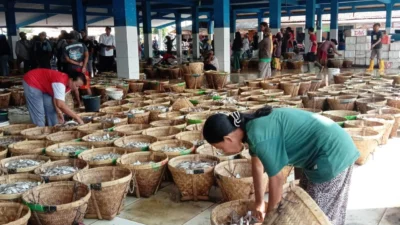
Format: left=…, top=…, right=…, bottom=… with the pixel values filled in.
left=242, top=33, right=251, bottom=59
left=98, top=26, right=115, bottom=72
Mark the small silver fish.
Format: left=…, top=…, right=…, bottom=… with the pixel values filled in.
left=161, top=146, right=188, bottom=153
left=5, top=159, right=43, bottom=169
left=40, top=166, right=77, bottom=176
left=176, top=160, right=215, bottom=170
left=90, top=153, right=121, bottom=161
left=124, top=142, right=150, bottom=148
left=87, top=133, right=119, bottom=142
left=132, top=160, right=156, bottom=166
left=0, top=181, right=40, bottom=194
left=53, top=146, right=88, bottom=154
left=145, top=106, right=168, bottom=112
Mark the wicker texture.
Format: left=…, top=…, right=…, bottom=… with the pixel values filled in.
left=8, top=140, right=48, bottom=156
left=327, top=95, right=357, bottom=110
left=355, top=98, right=387, bottom=114
left=20, top=127, right=56, bottom=140
left=129, top=82, right=144, bottom=93
left=0, top=174, right=42, bottom=202
left=298, top=80, right=311, bottom=96
left=150, top=119, right=186, bottom=130
left=0, top=124, right=36, bottom=136
left=344, top=120, right=385, bottom=145
left=114, top=135, right=158, bottom=152
left=142, top=126, right=181, bottom=141
left=117, top=152, right=168, bottom=198
left=214, top=159, right=268, bottom=201
left=366, top=108, right=400, bottom=138
left=149, top=139, right=194, bottom=159
left=344, top=128, right=380, bottom=165
left=10, top=89, right=25, bottom=106
left=301, top=96, right=327, bottom=110
left=184, top=73, right=204, bottom=89
left=358, top=114, right=395, bottom=145
left=78, top=147, right=128, bottom=168
left=73, top=167, right=132, bottom=220
left=46, top=131, right=84, bottom=143
left=175, top=131, right=204, bottom=147
left=93, top=114, right=128, bottom=127
left=386, top=97, right=400, bottom=109
left=81, top=131, right=120, bottom=147
left=114, top=124, right=151, bottom=136
left=281, top=82, right=300, bottom=97
left=168, top=154, right=219, bottom=201
left=0, top=91, right=11, bottom=108
left=196, top=144, right=239, bottom=161
left=189, top=62, right=204, bottom=75
left=44, top=142, right=93, bottom=161
left=185, top=123, right=204, bottom=131
left=33, top=159, right=88, bottom=182
left=22, top=181, right=90, bottom=225
left=127, top=111, right=151, bottom=124
left=171, top=98, right=194, bottom=112
left=0, top=202, right=30, bottom=225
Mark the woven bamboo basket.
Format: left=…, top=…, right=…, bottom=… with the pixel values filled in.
left=77, top=112, right=106, bottom=124
left=114, top=135, right=158, bottom=152
left=76, top=123, right=114, bottom=135
left=298, top=108, right=323, bottom=114
left=149, top=80, right=169, bottom=92
left=212, top=72, right=229, bottom=90
left=150, top=120, right=186, bottom=130
left=33, top=159, right=88, bottom=182
left=355, top=98, right=387, bottom=114
left=144, top=92, right=169, bottom=99
left=0, top=91, right=11, bottom=108
left=0, top=146, right=7, bottom=160
left=93, top=85, right=109, bottom=103
left=333, top=74, right=352, bottom=84
left=113, top=124, right=151, bottom=136
left=10, top=89, right=25, bottom=106
left=0, top=136, right=26, bottom=149
left=0, top=155, right=50, bottom=174
left=215, top=159, right=268, bottom=201
left=20, top=127, right=56, bottom=140
left=280, top=82, right=300, bottom=97
left=46, top=131, right=84, bottom=143
left=22, top=181, right=90, bottom=225
left=128, top=81, right=145, bottom=93
left=344, top=120, right=385, bottom=144
left=322, top=110, right=360, bottom=121
left=8, top=140, right=48, bottom=156
left=342, top=59, right=353, bottom=68
left=180, top=107, right=210, bottom=115
left=0, top=124, right=36, bottom=136
left=149, top=139, right=194, bottom=159
left=73, top=166, right=132, bottom=220
left=170, top=67, right=182, bottom=79
left=358, top=114, right=395, bottom=145
left=142, top=126, right=181, bottom=141
left=116, top=84, right=129, bottom=98
left=144, top=105, right=170, bottom=122
left=78, top=147, right=128, bottom=168
left=185, top=123, right=204, bottom=131
left=366, top=108, right=400, bottom=138
left=144, top=68, right=157, bottom=79
left=301, top=96, right=328, bottom=110
left=171, top=98, right=194, bottom=112
left=81, top=131, right=121, bottom=147
left=143, top=99, right=170, bottom=106
left=181, top=64, right=191, bottom=74
left=175, top=131, right=204, bottom=148
left=101, top=100, right=129, bottom=108
left=205, top=71, right=217, bottom=89
left=260, top=80, right=280, bottom=90
left=168, top=154, right=219, bottom=201
left=126, top=111, right=151, bottom=125
left=286, top=60, right=303, bottom=70
left=385, top=97, right=400, bottom=109
left=211, top=185, right=331, bottom=225
left=196, top=144, right=240, bottom=161
left=44, top=142, right=93, bottom=161
left=280, top=97, right=303, bottom=108
left=309, top=79, right=323, bottom=91
left=157, top=67, right=170, bottom=79
left=344, top=128, right=380, bottom=165
left=99, top=106, right=128, bottom=115
left=0, top=202, right=30, bottom=224
left=117, top=152, right=168, bottom=198
left=298, top=80, right=312, bottom=96
left=0, top=173, right=42, bottom=202
left=189, top=62, right=204, bottom=75
left=184, top=73, right=204, bottom=89
left=169, top=82, right=186, bottom=93
left=186, top=112, right=211, bottom=125
left=327, top=95, right=358, bottom=110
left=93, top=114, right=128, bottom=127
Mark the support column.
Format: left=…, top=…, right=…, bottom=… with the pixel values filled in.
left=208, top=20, right=214, bottom=40
left=5, top=1, right=17, bottom=60
left=230, top=12, right=236, bottom=43
left=330, top=0, right=339, bottom=41
left=192, top=7, right=200, bottom=59
left=142, top=0, right=152, bottom=58
left=214, top=0, right=230, bottom=73
left=113, top=0, right=139, bottom=79
left=316, top=8, right=323, bottom=42
left=72, top=0, right=86, bottom=32
left=257, top=12, right=264, bottom=40
left=386, top=4, right=392, bottom=34
left=158, top=29, right=163, bottom=50
left=175, top=13, right=182, bottom=58
left=305, top=0, right=316, bottom=53
left=269, top=0, right=281, bottom=34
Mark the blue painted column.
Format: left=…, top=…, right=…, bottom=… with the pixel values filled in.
left=386, top=4, right=392, bottom=34
left=316, top=8, right=323, bottom=42
left=192, top=6, right=200, bottom=59
left=208, top=20, right=214, bottom=40
left=214, top=0, right=230, bottom=73
left=142, top=0, right=153, bottom=58
left=72, top=0, right=86, bottom=32
left=257, top=12, right=264, bottom=32
left=175, top=13, right=183, bottom=58
left=269, top=0, right=281, bottom=34
left=330, top=0, right=339, bottom=41
left=5, top=0, right=18, bottom=60
left=230, top=12, right=236, bottom=43
left=305, top=0, right=316, bottom=53
left=113, top=0, right=140, bottom=79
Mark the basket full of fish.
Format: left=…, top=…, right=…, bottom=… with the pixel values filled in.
left=196, top=144, right=240, bottom=161
left=73, top=166, right=132, bottom=220
left=0, top=155, right=50, bottom=174
left=0, top=173, right=42, bottom=202
left=117, top=151, right=168, bottom=198
left=168, top=154, right=219, bottom=201
left=113, top=135, right=158, bottom=152
left=175, top=131, right=205, bottom=148
left=149, top=139, right=195, bottom=159
left=33, top=159, right=88, bottom=182
left=82, top=131, right=121, bottom=147
left=0, top=136, right=25, bottom=149
left=78, top=147, right=129, bottom=168
left=44, top=142, right=93, bottom=161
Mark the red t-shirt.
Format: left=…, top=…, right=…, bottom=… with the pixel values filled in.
left=23, top=69, right=71, bottom=99
left=310, top=34, right=317, bottom=53
left=287, top=33, right=294, bottom=49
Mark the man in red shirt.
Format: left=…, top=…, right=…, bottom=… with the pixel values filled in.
left=305, top=28, right=322, bottom=73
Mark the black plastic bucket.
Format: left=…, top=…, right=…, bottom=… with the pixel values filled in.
left=82, top=95, right=101, bottom=112
left=0, top=109, right=8, bottom=122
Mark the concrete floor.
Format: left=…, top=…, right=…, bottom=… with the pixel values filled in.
left=83, top=67, right=400, bottom=225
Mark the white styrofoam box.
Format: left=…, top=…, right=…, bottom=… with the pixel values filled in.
left=356, top=36, right=371, bottom=44
left=390, top=42, right=400, bottom=51
left=355, top=51, right=368, bottom=58
left=351, top=29, right=367, bottom=37
left=355, top=58, right=366, bottom=65
left=389, top=51, right=400, bottom=59
left=345, top=51, right=355, bottom=58
left=346, top=44, right=356, bottom=51
left=382, top=44, right=390, bottom=51
left=356, top=43, right=371, bottom=51
left=346, top=37, right=357, bottom=44
left=381, top=51, right=389, bottom=59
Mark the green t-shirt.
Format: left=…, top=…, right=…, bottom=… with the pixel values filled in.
left=246, top=108, right=360, bottom=183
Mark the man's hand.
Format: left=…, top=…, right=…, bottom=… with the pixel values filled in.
left=76, top=117, right=85, bottom=125
left=82, top=67, right=87, bottom=73
left=254, top=201, right=266, bottom=222
left=57, top=112, right=64, bottom=124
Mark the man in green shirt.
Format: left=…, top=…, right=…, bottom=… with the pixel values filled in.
left=203, top=107, right=360, bottom=225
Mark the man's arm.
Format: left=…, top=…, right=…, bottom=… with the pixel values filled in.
left=372, top=38, right=382, bottom=48
left=54, top=98, right=83, bottom=124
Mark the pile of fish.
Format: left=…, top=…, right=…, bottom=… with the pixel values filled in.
left=40, top=166, right=77, bottom=176
left=161, top=146, right=188, bottom=152
left=226, top=211, right=258, bottom=225
left=52, top=146, right=88, bottom=154
left=217, top=97, right=238, bottom=105
left=192, top=139, right=205, bottom=146
left=132, top=160, right=156, bottom=165
left=176, top=160, right=215, bottom=170
left=87, top=133, right=119, bottom=142
left=8, top=106, right=29, bottom=115
left=208, top=92, right=219, bottom=98
left=4, top=159, right=43, bottom=169
left=55, top=120, right=79, bottom=129
left=81, top=116, right=93, bottom=123
left=0, top=137, right=24, bottom=148
left=129, top=109, right=146, bottom=114
left=100, top=117, right=121, bottom=124
left=185, top=107, right=205, bottom=113
left=90, top=153, right=121, bottom=161
left=124, top=142, right=150, bottom=149
left=0, top=182, right=40, bottom=194
left=145, top=105, right=168, bottom=112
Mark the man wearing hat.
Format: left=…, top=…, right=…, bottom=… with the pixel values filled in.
left=15, top=32, right=32, bottom=73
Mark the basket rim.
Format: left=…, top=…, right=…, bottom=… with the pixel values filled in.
left=73, top=166, right=132, bottom=188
